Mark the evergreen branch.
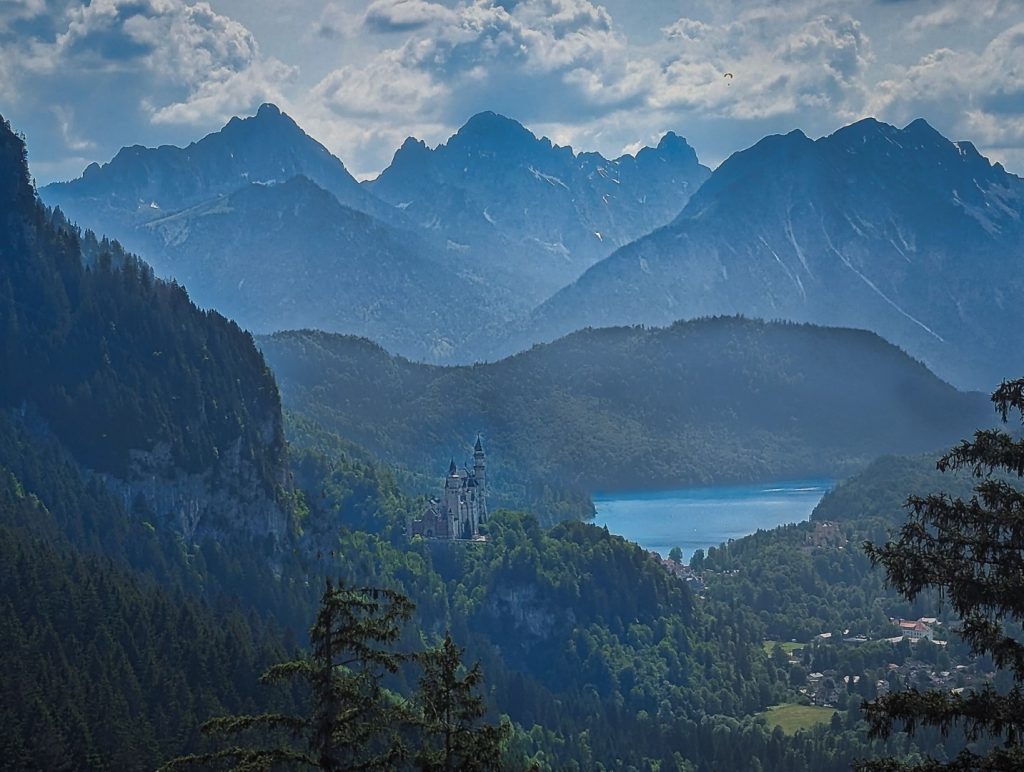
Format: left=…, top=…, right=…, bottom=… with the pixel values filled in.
left=855, top=746, right=1024, bottom=772
left=157, top=746, right=317, bottom=771
left=863, top=687, right=1024, bottom=743
left=201, top=712, right=308, bottom=737
left=260, top=659, right=315, bottom=684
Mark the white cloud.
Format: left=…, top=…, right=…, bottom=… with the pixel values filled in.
left=906, top=0, right=1005, bottom=37
left=363, top=0, right=457, bottom=33
left=51, top=105, right=95, bottom=151
left=5, top=0, right=1024, bottom=183
left=652, top=11, right=871, bottom=120
left=869, top=22, right=1024, bottom=159
left=309, top=49, right=448, bottom=120
left=6, top=0, right=291, bottom=127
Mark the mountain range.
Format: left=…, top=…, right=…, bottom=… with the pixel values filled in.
left=39, top=107, right=1024, bottom=388
left=40, top=105, right=707, bottom=360
left=523, top=118, right=1024, bottom=390
left=365, top=111, right=710, bottom=299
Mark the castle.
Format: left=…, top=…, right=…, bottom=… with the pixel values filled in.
left=409, top=436, right=487, bottom=540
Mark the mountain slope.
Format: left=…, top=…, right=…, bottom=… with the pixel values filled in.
left=526, top=118, right=1024, bottom=390
left=366, top=112, right=711, bottom=300
left=260, top=317, right=990, bottom=522
left=41, top=103, right=399, bottom=244
left=135, top=174, right=509, bottom=360
left=0, top=112, right=289, bottom=543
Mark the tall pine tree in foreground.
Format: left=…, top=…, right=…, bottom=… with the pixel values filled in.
left=162, top=580, right=414, bottom=771
left=859, top=378, right=1024, bottom=771
left=415, top=632, right=508, bottom=771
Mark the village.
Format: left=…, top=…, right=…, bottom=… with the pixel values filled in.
left=645, top=522, right=1000, bottom=716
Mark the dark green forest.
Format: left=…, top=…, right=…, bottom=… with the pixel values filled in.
left=260, top=323, right=989, bottom=523
left=0, top=111, right=1003, bottom=770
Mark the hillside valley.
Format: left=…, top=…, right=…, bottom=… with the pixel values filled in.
left=260, top=317, right=991, bottom=522
left=1, top=95, right=1020, bottom=769
left=7, top=0, right=1024, bottom=767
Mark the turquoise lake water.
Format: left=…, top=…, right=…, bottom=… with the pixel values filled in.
left=592, top=479, right=834, bottom=564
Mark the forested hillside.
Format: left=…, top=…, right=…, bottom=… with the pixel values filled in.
left=261, top=318, right=990, bottom=522
left=0, top=115, right=288, bottom=543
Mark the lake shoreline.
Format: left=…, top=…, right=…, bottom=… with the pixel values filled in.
left=592, top=478, right=834, bottom=564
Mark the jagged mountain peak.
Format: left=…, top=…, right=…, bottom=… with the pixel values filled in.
left=825, top=116, right=967, bottom=161
left=39, top=103, right=409, bottom=244
left=256, top=101, right=282, bottom=118
left=367, top=110, right=711, bottom=300
left=903, top=116, right=941, bottom=136
left=453, top=111, right=537, bottom=144
left=656, top=131, right=691, bottom=151
left=215, top=102, right=321, bottom=152
left=629, top=131, right=701, bottom=166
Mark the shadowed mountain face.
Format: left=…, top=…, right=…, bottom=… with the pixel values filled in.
left=136, top=174, right=506, bottom=361
left=260, top=317, right=991, bottom=520
left=0, top=112, right=290, bottom=543
left=524, top=118, right=1024, bottom=390
left=366, top=111, right=711, bottom=302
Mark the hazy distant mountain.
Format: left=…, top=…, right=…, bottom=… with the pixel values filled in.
left=38, top=106, right=712, bottom=357
left=261, top=316, right=990, bottom=522
left=37, top=105, right=519, bottom=359
left=138, top=174, right=507, bottom=362
left=525, top=118, right=1024, bottom=390
left=365, top=111, right=711, bottom=301
left=41, top=103, right=400, bottom=249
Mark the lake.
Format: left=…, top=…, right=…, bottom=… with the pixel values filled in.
left=592, top=479, right=834, bottom=564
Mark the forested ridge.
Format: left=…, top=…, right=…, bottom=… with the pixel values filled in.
left=0, top=115, right=287, bottom=537
left=261, top=321, right=989, bottom=522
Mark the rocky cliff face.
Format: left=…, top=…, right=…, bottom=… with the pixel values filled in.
left=1, top=112, right=293, bottom=546
left=99, top=438, right=288, bottom=545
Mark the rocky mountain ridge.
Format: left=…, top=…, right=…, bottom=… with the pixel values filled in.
left=367, top=111, right=711, bottom=300
left=524, top=118, right=1024, bottom=389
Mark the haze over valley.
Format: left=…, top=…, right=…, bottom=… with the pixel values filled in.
left=4, top=1, right=1024, bottom=769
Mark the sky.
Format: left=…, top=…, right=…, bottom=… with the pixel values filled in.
left=2, top=0, right=1023, bottom=184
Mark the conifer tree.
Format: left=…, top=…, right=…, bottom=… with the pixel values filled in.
left=414, top=632, right=507, bottom=771
left=859, top=378, right=1024, bottom=771
left=161, top=580, right=414, bottom=771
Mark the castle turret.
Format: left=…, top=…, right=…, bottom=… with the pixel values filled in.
left=443, top=458, right=461, bottom=537
left=473, top=435, right=487, bottom=520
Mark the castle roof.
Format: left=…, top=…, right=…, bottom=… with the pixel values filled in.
left=475, top=435, right=484, bottom=453
left=449, top=458, right=458, bottom=476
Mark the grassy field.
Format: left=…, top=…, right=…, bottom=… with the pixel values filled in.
left=762, top=640, right=804, bottom=655
left=756, top=704, right=836, bottom=734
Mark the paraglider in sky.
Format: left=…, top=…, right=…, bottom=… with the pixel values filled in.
left=723, top=72, right=734, bottom=86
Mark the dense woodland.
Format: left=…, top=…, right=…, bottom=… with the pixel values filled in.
left=0, top=111, right=1010, bottom=770
left=260, top=324, right=989, bottom=523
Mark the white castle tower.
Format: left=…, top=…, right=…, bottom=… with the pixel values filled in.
left=410, top=436, right=488, bottom=540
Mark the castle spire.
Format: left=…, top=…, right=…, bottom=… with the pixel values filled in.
left=474, top=434, right=484, bottom=453
left=449, top=458, right=458, bottom=476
